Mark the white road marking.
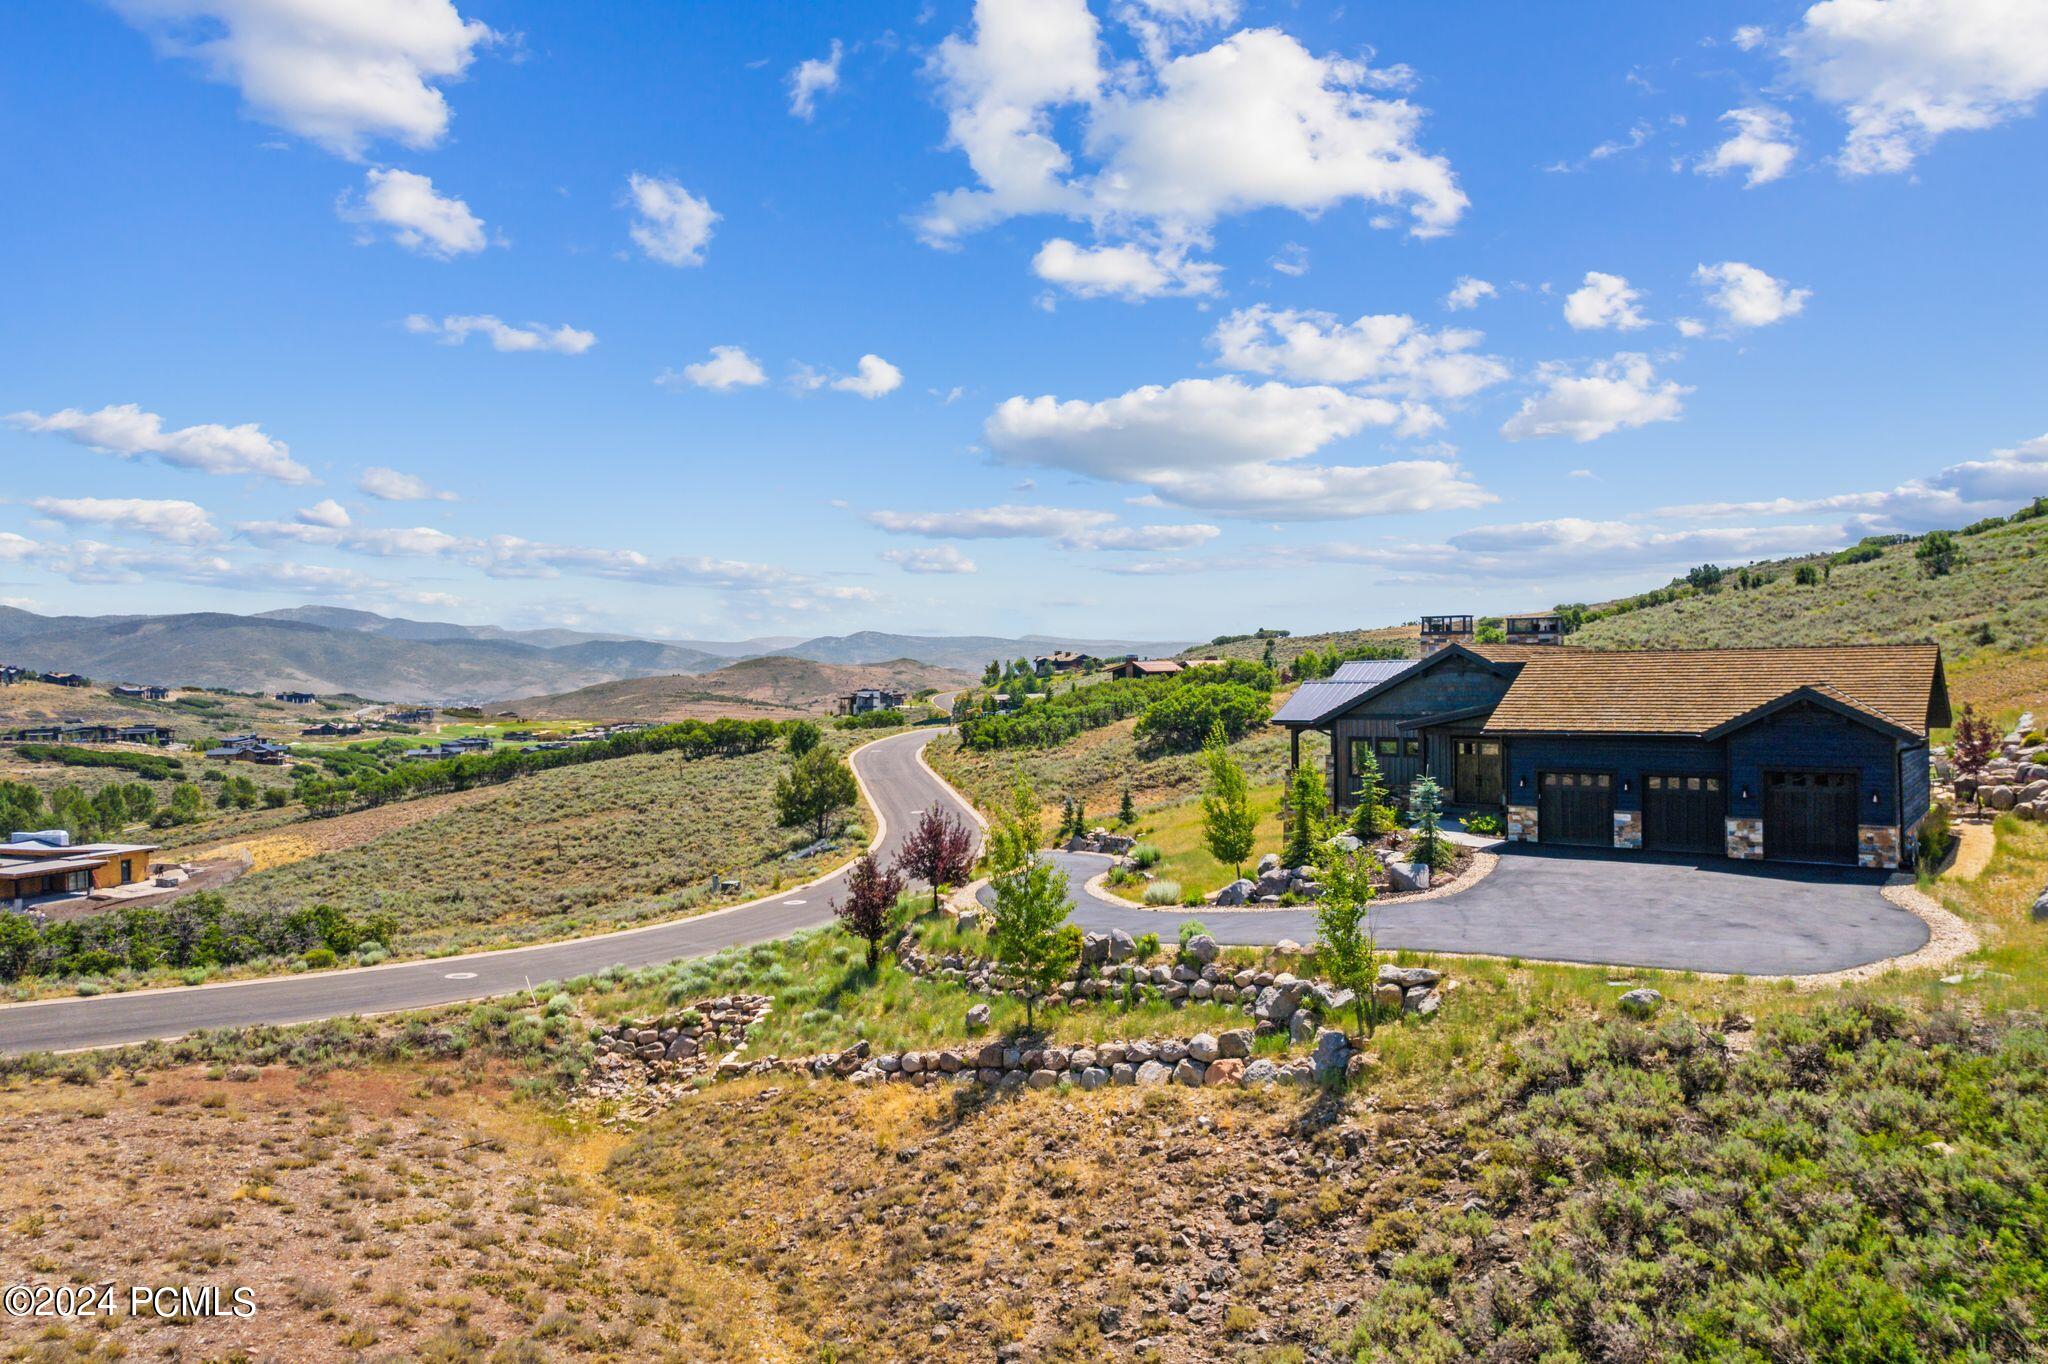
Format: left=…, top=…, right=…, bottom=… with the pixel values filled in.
left=444, top=971, right=478, bottom=980
left=784, top=899, right=808, bottom=905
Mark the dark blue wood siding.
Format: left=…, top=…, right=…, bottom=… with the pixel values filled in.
left=1505, top=736, right=1724, bottom=811
left=1724, top=701, right=1900, bottom=824
left=1325, top=654, right=1517, bottom=805
left=1899, top=743, right=1931, bottom=830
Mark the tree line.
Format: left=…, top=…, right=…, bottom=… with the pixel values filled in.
left=0, top=892, right=394, bottom=983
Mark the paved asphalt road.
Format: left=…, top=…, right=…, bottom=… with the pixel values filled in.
left=0, top=728, right=968, bottom=1056
left=1022, top=844, right=1925, bottom=977
left=0, top=728, right=1928, bottom=1053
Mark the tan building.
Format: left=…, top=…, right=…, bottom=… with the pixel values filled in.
left=1, top=836, right=159, bottom=908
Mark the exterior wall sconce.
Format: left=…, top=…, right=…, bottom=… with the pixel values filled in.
left=1739, top=785, right=1751, bottom=801
left=1870, top=790, right=1881, bottom=805
left=1621, top=779, right=1632, bottom=793
left=1517, top=775, right=1528, bottom=789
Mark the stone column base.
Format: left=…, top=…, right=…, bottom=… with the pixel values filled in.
left=1612, top=809, right=1642, bottom=850
left=1858, top=823, right=1900, bottom=870
left=1506, top=804, right=1538, bottom=843
left=1726, top=816, right=1763, bottom=860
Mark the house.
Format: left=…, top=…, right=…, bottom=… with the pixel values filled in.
left=1417, top=616, right=1474, bottom=656
left=4, top=724, right=64, bottom=743
left=1033, top=650, right=1095, bottom=675
left=300, top=722, right=363, bottom=738
left=2, top=831, right=159, bottom=909
left=402, top=736, right=494, bottom=760
left=1275, top=641, right=1947, bottom=870
left=841, top=688, right=907, bottom=715
left=114, top=725, right=174, bottom=745
left=207, top=734, right=289, bottom=764
left=111, top=684, right=148, bottom=699
left=1106, top=659, right=1187, bottom=681
left=388, top=707, right=434, bottom=724
left=1502, top=613, right=1566, bottom=646
left=144, top=685, right=171, bottom=701
left=0, top=665, right=26, bottom=686
left=274, top=691, right=316, bottom=705
left=56, top=723, right=118, bottom=744
left=41, top=672, right=89, bottom=688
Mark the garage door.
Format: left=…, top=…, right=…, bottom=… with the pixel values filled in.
left=1764, top=770, right=1858, bottom=865
left=1644, top=774, right=1725, bottom=854
left=1539, top=771, right=1613, bottom=847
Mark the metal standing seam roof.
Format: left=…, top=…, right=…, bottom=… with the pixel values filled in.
left=1481, top=644, right=1945, bottom=739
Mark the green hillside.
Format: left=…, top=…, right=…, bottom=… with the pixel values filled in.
left=1566, top=511, right=2048, bottom=711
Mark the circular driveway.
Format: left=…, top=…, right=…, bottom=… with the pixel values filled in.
left=1011, top=843, right=1927, bottom=976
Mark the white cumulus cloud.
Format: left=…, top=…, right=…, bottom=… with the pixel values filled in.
left=788, top=39, right=843, bottom=120
left=344, top=167, right=488, bottom=257
left=6, top=402, right=313, bottom=484
left=356, top=466, right=457, bottom=502
left=985, top=375, right=1490, bottom=519
left=110, top=0, right=497, bottom=158
left=1694, top=261, right=1811, bottom=329
left=1660, top=433, right=2048, bottom=531
left=1031, top=238, right=1220, bottom=299
left=1783, top=0, right=2048, bottom=175
left=1696, top=105, right=1799, bottom=187
left=881, top=546, right=978, bottom=574
left=625, top=173, right=718, bottom=267
left=296, top=498, right=351, bottom=528
left=659, top=345, right=769, bottom=392
left=29, top=496, right=218, bottom=545
left=404, top=314, right=595, bottom=354
left=1563, top=271, right=1650, bottom=331
left=1500, top=354, right=1689, bottom=443
left=1443, top=276, right=1497, bottom=310
left=1209, top=305, right=1510, bottom=406
left=831, top=354, right=904, bottom=399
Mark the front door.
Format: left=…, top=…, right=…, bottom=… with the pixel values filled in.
left=1538, top=771, right=1613, bottom=847
left=1643, top=774, right=1725, bottom=854
left=1764, top=770, right=1859, bottom=864
left=1453, top=739, right=1504, bottom=806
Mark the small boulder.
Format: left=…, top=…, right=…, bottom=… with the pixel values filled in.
left=1077, top=1066, right=1108, bottom=1091
left=1204, top=1058, right=1244, bottom=1086
left=1134, top=1060, right=1171, bottom=1086
left=1617, top=987, right=1663, bottom=1018
left=1111, top=1062, right=1138, bottom=1086
left=1256, top=852, right=1281, bottom=875
left=1187, top=1032, right=1221, bottom=1064
left=1239, top=1058, right=1280, bottom=1086
left=965, top=1003, right=991, bottom=1032
left=1386, top=860, right=1431, bottom=892
left=1172, top=1058, right=1206, bottom=1087
left=1183, top=933, right=1220, bottom=965
left=1214, top=878, right=1255, bottom=907
left=1378, top=965, right=1442, bottom=990
left=1217, top=1028, right=1252, bottom=1059
left=1311, top=1029, right=1350, bottom=1080
left=1108, top=928, right=1135, bottom=962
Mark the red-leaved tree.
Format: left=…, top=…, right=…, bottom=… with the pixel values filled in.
left=835, top=852, right=904, bottom=971
left=1952, top=704, right=1999, bottom=786
left=894, top=803, right=977, bottom=916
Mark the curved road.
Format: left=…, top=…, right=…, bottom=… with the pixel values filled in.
left=0, top=728, right=1926, bottom=1054
left=0, top=729, right=969, bottom=1056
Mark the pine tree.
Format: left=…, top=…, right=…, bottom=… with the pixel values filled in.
left=1351, top=745, right=1394, bottom=838
left=1409, top=775, right=1447, bottom=869
left=1283, top=761, right=1326, bottom=869
left=1118, top=784, right=1136, bottom=827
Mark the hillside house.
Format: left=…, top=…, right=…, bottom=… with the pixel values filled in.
left=1106, top=659, right=1186, bottom=680
left=41, top=672, right=89, bottom=688
left=1276, top=642, right=1947, bottom=870
left=207, top=734, right=288, bottom=764
left=115, top=724, right=174, bottom=745
left=841, top=688, right=907, bottom=715
left=1033, top=651, right=1095, bottom=675
left=2, top=831, right=159, bottom=909
left=300, top=722, right=362, bottom=737
left=1502, top=613, right=1566, bottom=646
left=388, top=707, right=434, bottom=724
left=273, top=691, right=316, bottom=705
left=0, top=665, right=25, bottom=686
left=4, top=724, right=65, bottom=742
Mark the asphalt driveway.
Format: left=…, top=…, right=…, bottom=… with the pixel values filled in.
left=1021, top=843, right=1927, bottom=977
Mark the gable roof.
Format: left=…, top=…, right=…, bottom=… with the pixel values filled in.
left=1482, top=644, right=1946, bottom=740
left=1272, top=657, right=1418, bottom=725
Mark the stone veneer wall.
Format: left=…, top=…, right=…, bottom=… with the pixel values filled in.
left=1858, top=823, right=1901, bottom=870
left=1726, top=816, right=1764, bottom=860
left=1506, top=804, right=1538, bottom=843
left=1612, top=809, right=1642, bottom=850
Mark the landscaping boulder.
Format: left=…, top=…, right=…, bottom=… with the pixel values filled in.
left=965, top=1003, right=991, bottom=1031
left=1378, top=965, right=1441, bottom=990
left=1172, top=1058, right=1206, bottom=1087
left=1253, top=985, right=1298, bottom=1024
left=1255, top=870, right=1294, bottom=898
left=1187, top=1032, right=1220, bottom=1064
left=1204, top=1058, right=1244, bottom=1086
left=1111, top=1062, right=1137, bottom=1086
left=1096, top=833, right=1136, bottom=855
left=1288, top=1011, right=1317, bottom=1044
left=1239, top=1058, right=1280, bottom=1086
left=1107, top=928, right=1135, bottom=962
left=1987, top=786, right=2018, bottom=811
left=1134, top=1060, right=1171, bottom=1086
left=1214, top=878, right=1255, bottom=907
left=1257, top=853, right=1281, bottom=876
left=1078, top=1066, right=1108, bottom=1091
left=1617, top=988, right=1663, bottom=1018
left=1387, top=860, right=1431, bottom=892
left=1312, top=1029, right=1350, bottom=1081
left=2032, top=889, right=2048, bottom=922
left=1081, top=932, right=1110, bottom=966
left=1183, top=933, right=1220, bottom=965
left=1217, top=1028, right=1252, bottom=1059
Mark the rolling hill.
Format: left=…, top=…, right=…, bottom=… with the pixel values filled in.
left=500, top=656, right=973, bottom=721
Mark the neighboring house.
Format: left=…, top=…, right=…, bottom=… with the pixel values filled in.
left=114, top=725, right=174, bottom=745
left=41, top=672, right=89, bottom=688
left=1417, top=616, right=1474, bottom=656
left=1275, top=642, right=1947, bottom=870
left=144, top=685, right=171, bottom=701
left=273, top=691, right=316, bottom=705
left=841, top=688, right=907, bottom=715
left=1502, top=613, right=1566, bottom=646
left=402, top=736, right=494, bottom=760
left=0, top=665, right=26, bottom=686
left=1105, top=659, right=1186, bottom=681
left=300, top=722, right=363, bottom=738
left=2, top=831, right=159, bottom=909
left=1033, top=651, right=1095, bottom=675
left=207, top=734, right=289, bottom=764
left=111, top=684, right=148, bottom=699
left=388, top=707, right=435, bottom=724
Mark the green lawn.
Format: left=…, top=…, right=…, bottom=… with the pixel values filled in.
left=1124, top=784, right=1287, bottom=897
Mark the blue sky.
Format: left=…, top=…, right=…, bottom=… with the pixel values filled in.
left=3, top=0, right=2045, bottom=643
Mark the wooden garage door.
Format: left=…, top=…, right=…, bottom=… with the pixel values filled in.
left=1644, top=774, right=1725, bottom=854
left=1539, top=770, right=1612, bottom=847
left=1764, top=770, right=1858, bottom=865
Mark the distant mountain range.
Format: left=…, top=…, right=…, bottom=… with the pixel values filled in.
left=0, top=605, right=1189, bottom=705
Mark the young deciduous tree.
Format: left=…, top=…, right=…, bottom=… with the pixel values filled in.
left=895, top=803, right=976, bottom=916
left=1313, top=848, right=1379, bottom=1039
left=1951, top=704, right=1998, bottom=786
left=985, top=779, right=1043, bottom=877
left=834, top=852, right=904, bottom=971
left=1282, top=760, right=1327, bottom=869
left=1350, top=745, right=1394, bottom=839
left=988, top=855, right=1079, bottom=1031
left=774, top=745, right=859, bottom=840
left=1199, top=723, right=1256, bottom=877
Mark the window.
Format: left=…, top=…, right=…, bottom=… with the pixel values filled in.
left=1378, top=738, right=1399, bottom=757
left=1405, top=739, right=1422, bottom=758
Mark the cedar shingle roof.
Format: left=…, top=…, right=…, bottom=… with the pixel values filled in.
left=1482, top=644, right=1945, bottom=739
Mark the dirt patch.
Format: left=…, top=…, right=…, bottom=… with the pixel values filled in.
left=31, top=857, right=251, bottom=924
left=1948, top=819, right=1997, bottom=882
left=0, top=1063, right=751, bottom=1362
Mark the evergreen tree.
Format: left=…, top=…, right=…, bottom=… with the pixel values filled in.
left=1283, top=761, right=1326, bottom=868
left=1409, top=775, right=1447, bottom=869
left=1199, top=723, right=1257, bottom=877
left=1118, top=784, right=1136, bottom=827
left=1350, top=745, right=1394, bottom=839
